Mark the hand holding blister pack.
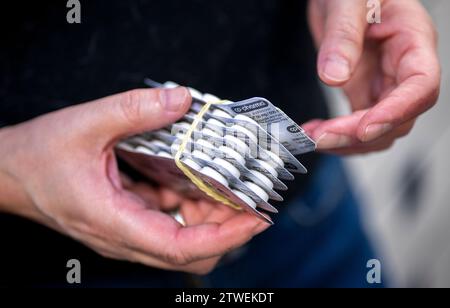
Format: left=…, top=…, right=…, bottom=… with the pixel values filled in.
left=116, top=80, right=316, bottom=224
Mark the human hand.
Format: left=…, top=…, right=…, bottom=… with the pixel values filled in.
left=0, top=87, right=269, bottom=274
left=304, top=0, right=440, bottom=154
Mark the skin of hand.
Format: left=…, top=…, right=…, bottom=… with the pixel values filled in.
left=0, top=87, right=270, bottom=275
left=304, top=0, right=441, bottom=154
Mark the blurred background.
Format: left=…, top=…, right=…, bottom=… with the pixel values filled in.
left=324, top=0, right=449, bottom=288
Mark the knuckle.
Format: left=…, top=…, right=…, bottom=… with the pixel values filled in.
left=164, top=248, right=192, bottom=266
left=420, top=77, right=441, bottom=111
left=379, top=139, right=395, bottom=151
left=386, top=140, right=396, bottom=150
left=403, top=125, right=415, bottom=137
left=398, top=130, right=410, bottom=139
left=119, top=89, right=144, bottom=126
left=429, top=82, right=441, bottom=106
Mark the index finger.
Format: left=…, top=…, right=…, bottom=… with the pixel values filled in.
left=357, top=53, right=440, bottom=142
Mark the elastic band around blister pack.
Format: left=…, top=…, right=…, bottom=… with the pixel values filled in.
left=174, top=101, right=242, bottom=211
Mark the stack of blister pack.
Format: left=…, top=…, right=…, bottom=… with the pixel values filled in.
left=116, top=80, right=316, bottom=224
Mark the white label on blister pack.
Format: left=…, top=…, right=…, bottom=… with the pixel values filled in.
left=217, top=97, right=316, bottom=156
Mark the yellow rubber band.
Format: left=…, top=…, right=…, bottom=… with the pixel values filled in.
left=174, top=101, right=242, bottom=211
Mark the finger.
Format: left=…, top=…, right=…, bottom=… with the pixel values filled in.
left=301, top=119, right=324, bottom=136
left=356, top=0, right=440, bottom=142
left=357, top=51, right=440, bottom=142
left=341, top=39, right=382, bottom=110
left=180, top=201, right=237, bottom=227
left=159, top=188, right=183, bottom=211
left=310, top=109, right=415, bottom=151
left=111, top=197, right=269, bottom=266
left=120, top=172, right=134, bottom=189
left=310, top=110, right=369, bottom=150
left=320, top=119, right=415, bottom=154
left=76, top=87, right=191, bottom=143
left=307, top=0, right=326, bottom=47
left=174, top=213, right=270, bottom=263
left=180, top=200, right=211, bottom=226
left=324, top=139, right=395, bottom=155
left=126, top=182, right=160, bottom=209
left=205, top=202, right=237, bottom=224
left=317, top=0, right=368, bottom=85
left=80, top=230, right=218, bottom=275
left=130, top=248, right=221, bottom=275
left=180, top=257, right=221, bottom=275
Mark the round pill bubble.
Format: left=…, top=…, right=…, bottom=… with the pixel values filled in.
left=192, top=150, right=212, bottom=162
left=170, top=142, right=183, bottom=155
left=188, top=87, right=203, bottom=100
left=224, top=135, right=249, bottom=154
left=207, top=117, right=226, bottom=128
left=264, top=150, right=285, bottom=168
left=206, top=119, right=225, bottom=136
left=156, top=151, right=172, bottom=158
left=213, top=157, right=240, bottom=178
left=163, top=81, right=179, bottom=89
left=232, top=189, right=256, bottom=209
left=173, top=123, right=192, bottom=138
left=200, top=166, right=229, bottom=187
left=175, top=132, right=191, bottom=140
left=254, top=159, right=278, bottom=178
left=249, top=170, right=274, bottom=190
left=175, top=122, right=192, bottom=131
left=219, top=146, right=246, bottom=165
left=135, top=146, right=155, bottom=156
left=212, top=108, right=232, bottom=119
left=243, top=181, right=269, bottom=202
left=234, top=114, right=259, bottom=126
left=202, top=93, right=221, bottom=103
left=196, top=138, right=214, bottom=150
left=182, top=158, right=201, bottom=171
left=231, top=124, right=258, bottom=144
left=202, top=127, right=222, bottom=139
left=150, top=140, right=169, bottom=149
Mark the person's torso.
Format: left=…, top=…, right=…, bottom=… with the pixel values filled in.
left=1, top=0, right=328, bottom=126
left=0, top=1, right=331, bottom=286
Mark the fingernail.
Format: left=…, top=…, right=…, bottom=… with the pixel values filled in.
left=363, top=123, right=393, bottom=142
left=316, top=133, right=352, bottom=150
left=160, top=87, right=189, bottom=112
left=322, top=56, right=351, bottom=83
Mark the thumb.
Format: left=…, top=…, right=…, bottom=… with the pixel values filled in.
left=317, top=0, right=367, bottom=86
left=78, top=87, right=191, bottom=142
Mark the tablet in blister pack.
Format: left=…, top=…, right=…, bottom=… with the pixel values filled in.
left=116, top=80, right=316, bottom=224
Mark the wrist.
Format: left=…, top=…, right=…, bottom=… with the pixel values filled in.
left=0, top=125, right=35, bottom=218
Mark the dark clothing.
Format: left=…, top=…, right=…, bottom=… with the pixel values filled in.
left=0, top=1, right=381, bottom=288
left=1, top=1, right=327, bottom=125
left=1, top=0, right=328, bottom=197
